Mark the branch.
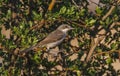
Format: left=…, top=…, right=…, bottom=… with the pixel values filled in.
left=102, top=0, right=120, bottom=20
left=102, top=6, right=115, bottom=20
left=86, top=37, right=98, bottom=62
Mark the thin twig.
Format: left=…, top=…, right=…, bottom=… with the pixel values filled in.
left=72, top=0, right=80, bottom=8
left=102, top=6, right=115, bottom=20
left=102, top=0, right=120, bottom=20
left=86, top=37, right=99, bottom=62
left=48, top=0, right=56, bottom=11
left=67, top=21, right=92, bottom=31
left=92, top=50, right=120, bottom=57
left=29, top=19, right=45, bottom=30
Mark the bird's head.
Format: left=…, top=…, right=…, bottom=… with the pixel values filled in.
left=57, top=24, right=74, bottom=33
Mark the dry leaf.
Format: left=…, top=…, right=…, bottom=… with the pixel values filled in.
left=69, top=53, right=78, bottom=61
left=1, top=25, right=11, bottom=39
left=55, top=65, right=63, bottom=71
left=70, top=38, right=79, bottom=47
left=0, top=57, right=3, bottom=64
left=112, top=59, right=120, bottom=71
left=80, top=53, right=87, bottom=61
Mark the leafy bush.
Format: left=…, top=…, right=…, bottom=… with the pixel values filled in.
left=0, top=0, right=120, bottom=76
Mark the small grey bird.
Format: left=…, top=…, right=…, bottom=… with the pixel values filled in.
left=20, top=24, right=74, bottom=53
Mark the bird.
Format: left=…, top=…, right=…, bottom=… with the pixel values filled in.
left=19, top=24, right=74, bottom=54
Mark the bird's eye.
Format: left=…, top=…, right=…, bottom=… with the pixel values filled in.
left=64, top=25, right=68, bottom=28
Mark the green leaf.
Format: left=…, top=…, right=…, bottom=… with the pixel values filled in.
left=59, top=6, right=67, bottom=14
left=32, top=51, right=42, bottom=64
left=89, top=19, right=96, bottom=24
left=6, top=9, right=11, bottom=19
left=80, top=8, right=86, bottom=16
left=106, top=58, right=112, bottom=64
left=66, top=6, right=75, bottom=15
left=100, top=20, right=105, bottom=25
left=86, top=18, right=96, bottom=26
left=96, top=6, right=102, bottom=14
left=32, top=11, right=42, bottom=20
left=76, top=71, right=81, bottom=76
left=111, top=43, right=118, bottom=50
left=28, top=21, right=33, bottom=27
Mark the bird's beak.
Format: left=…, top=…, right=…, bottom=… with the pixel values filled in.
left=70, top=27, right=74, bottom=30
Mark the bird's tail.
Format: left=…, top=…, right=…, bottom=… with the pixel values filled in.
left=19, top=45, right=36, bottom=54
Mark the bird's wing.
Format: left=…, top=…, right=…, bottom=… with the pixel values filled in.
left=37, top=30, right=65, bottom=46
